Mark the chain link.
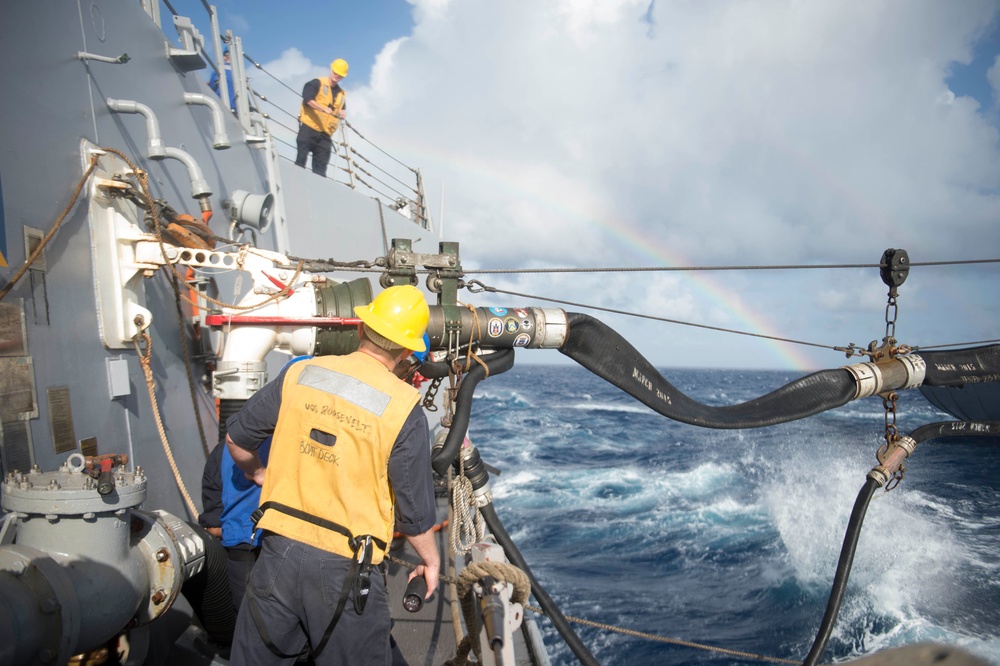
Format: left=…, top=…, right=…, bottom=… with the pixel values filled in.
left=878, top=391, right=905, bottom=491
left=421, top=376, right=441, bottom=412
left=884, top=294, right=898, bottom=346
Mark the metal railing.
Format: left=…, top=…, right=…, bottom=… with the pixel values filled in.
left=140, top=0, right=431, bottom=231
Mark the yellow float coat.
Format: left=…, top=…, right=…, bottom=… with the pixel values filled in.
left=256, top=353, right=419, bottom=563
left=299, top=79, right=345, bottom=136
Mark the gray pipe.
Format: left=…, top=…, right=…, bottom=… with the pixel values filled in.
left=0, top=459, right=206, bottom=664
left=184, top=92, right=231, bottom=149
left=106, top=97, right=165, bottom=157
left=106, top=98, right=212, bottom=198
left=163, top=146, right=212, bottom=198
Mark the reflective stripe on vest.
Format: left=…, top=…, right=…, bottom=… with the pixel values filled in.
left=297, top=365, right=392, bottom=416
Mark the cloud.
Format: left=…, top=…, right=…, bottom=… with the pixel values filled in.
left=359, top=1, right=999, bottom=260
left=262, top=47, right=316, bottom=82
left=258, top=0, right=1000, bottom=369
left=989, top=55, right=1000, bottom=106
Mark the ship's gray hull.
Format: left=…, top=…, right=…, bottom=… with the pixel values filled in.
left=0, top=0, right=426, bottom=520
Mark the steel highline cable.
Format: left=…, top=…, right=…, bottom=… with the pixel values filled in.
left=463, top=257, right=1000, bottom=275
left=468, top=281, right=835, bottom=351
left=467, top=281, right=1000, bottom=352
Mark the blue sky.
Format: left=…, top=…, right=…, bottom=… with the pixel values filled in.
left=947, top=16, right=1000, bottom=113
left=202, top=0, right=413, bottom=85
left=174, top=1, right=1000, bottom=371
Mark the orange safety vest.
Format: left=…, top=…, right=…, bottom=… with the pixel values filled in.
left=255, top=353, right=419, bottom=563
left=299, top=78, right=346, bottom=136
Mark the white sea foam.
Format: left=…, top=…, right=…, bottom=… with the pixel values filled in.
left=759, top=439, right=992, bottom=654
left=566, top=401, right=655, bottom=414
left=490, top=470, right=538, bottom=500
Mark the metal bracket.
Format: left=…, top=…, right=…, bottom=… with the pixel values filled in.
left=84, top=142, right=155, bottom=348
left=167, top=15, right=207, bottom=72
left=382, top=239, right=465, bottom=348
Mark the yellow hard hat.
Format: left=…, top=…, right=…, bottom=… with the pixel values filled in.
left=354, top=285, right=428, bottom=352
left=330, top=59, right=349, bottom=78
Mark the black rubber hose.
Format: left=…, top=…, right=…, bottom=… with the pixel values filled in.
left=803, top=420, right=999, bottom=665
left=802, top=478, right=878, bottom=666
left=430, top=350, right=515, bottom=476
left=560, top=313, right=857, bottom=428
left=908, top=420, right=1000, bottom=442
left=182, top=522, right=238, bottom=646
left=920, top=345, right=1000, bottom=386
left=419, top=359, right=450, bottom=379
left=479, top=503, right=599, bottom=666
left=218, top=399, right=247, bottom=441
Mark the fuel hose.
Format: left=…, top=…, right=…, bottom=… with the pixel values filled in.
left=479, top=503, right=599, bottom=666
left=430, top=349, right=515, bottom=476
left=802, top=420, right=1000, bottom=665
left=919, top=345, right=1000, bottom=386
left=559, top=313, right=857, bottom=428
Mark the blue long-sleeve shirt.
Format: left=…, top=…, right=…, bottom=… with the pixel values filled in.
left=209, top=65, right=237, bottom=112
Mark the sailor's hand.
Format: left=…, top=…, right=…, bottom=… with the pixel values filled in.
left=245, top=466, right=266, bottom=486
left=411, top=564, right=438, bottom=600
left=337, top=110, right=346, bottom=119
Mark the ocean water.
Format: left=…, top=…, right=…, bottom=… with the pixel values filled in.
left=465, top=364, right=1000, bottom=665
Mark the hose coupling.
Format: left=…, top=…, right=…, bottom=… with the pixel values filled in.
left=845, top=354, right=926, bottom=400
left=867, top=435, right=917, bottom=487
left=845, top=362, right=883, bottom=399
left=460, top=441, right=495, bottom=507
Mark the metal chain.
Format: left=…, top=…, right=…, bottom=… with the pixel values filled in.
left=421, top=376, right=442, bottom=412
left=878, top=391, right=904, bottom=491
left=437, top=352, right=462, bottom=429
left=884, top=294, right=898, bottom=346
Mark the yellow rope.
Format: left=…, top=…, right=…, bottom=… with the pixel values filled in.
left=385, top=551, right=798, bottom=664
left=133, top=321, right=200, bottom=519
left=459, top=302, right=489, bottom=375
left=0, top=155, right=100, bottom=302
left=450, top=560, right=532, bottom=666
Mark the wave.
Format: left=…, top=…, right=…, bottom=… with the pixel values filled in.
left=462, top=365, right=1000, bottom=664
left=565, top=401, right=657, bottom=414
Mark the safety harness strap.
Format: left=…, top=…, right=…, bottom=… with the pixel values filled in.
left=251, top=500, right=388, bottom=553
left=246, top=503, right=383, bottom=659
left=245, top=583, right=302, bottom=659
left=314, top=537, right=371, bottom=656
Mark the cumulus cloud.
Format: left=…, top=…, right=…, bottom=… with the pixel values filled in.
left=256, top=0, right=1000, bottom=369
left=989, top=55, right=1000, bottom=106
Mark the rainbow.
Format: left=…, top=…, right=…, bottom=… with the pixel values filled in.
left=377, top=136, right=819, bottom=370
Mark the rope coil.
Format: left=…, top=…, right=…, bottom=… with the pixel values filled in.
left=449, top=560, right=531, bottom=666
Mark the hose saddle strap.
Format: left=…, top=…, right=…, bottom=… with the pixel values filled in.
left=246, top=501, right=385, bottom=659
